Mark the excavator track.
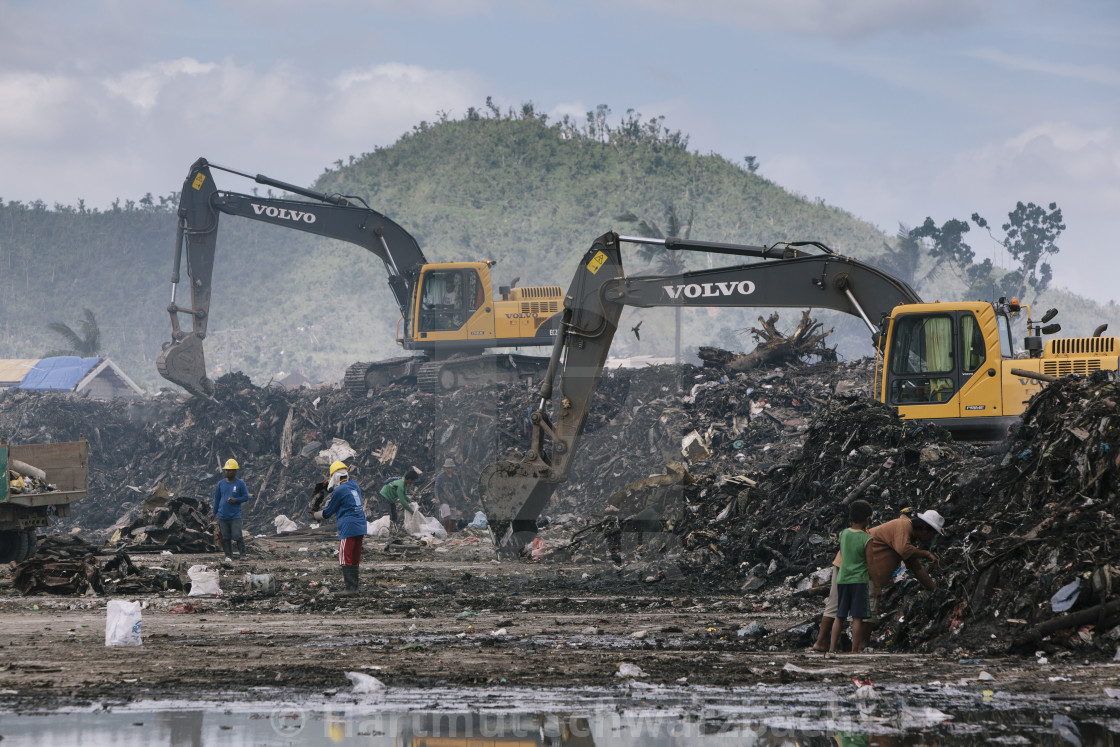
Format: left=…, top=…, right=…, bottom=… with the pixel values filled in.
left=344, top=362, right=375, bottom=397
left=345, top=356, right=427, bottom=396
left=417, top=354, right=552, bottom=394
left=417, top=361, right=455, bottom=393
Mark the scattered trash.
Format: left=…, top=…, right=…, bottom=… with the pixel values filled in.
left=1050, top=579, right=1081, bottom=613
left=852, top=677, right=876, bottom=700
left=1052, top=714, right=1082, bottom=746
left=168, top=603, right=202, bottom=614
left=345, top=671, right=386, bottom=693
left=615, top=663, right=648, bottom=678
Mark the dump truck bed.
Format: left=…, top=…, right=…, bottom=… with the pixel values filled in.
left=0, top=439, right=89, bottom=507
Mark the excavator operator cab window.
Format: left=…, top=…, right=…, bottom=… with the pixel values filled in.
left=889, top=314, right=956, bottom=404
left=419, top=269, right=480, bottom=332
left=962, top=313, right=986, bottom=373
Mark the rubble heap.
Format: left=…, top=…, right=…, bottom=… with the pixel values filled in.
left=11, top=535, right=103, bottom=595
left=893, top=371, right=1120, bottom=656
left=109, top=485, right=217, bottom=553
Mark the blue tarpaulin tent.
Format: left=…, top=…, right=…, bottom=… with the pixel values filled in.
left=16, top=357, right=102, bottom=391
left=10, top=357, right=142, bottom=397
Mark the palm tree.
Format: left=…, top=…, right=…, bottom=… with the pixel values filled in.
left=45, top=308, right=102, bottom=358
left=616, top=206, right=694, bottom=363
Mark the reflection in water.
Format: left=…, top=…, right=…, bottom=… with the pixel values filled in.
left=1, top=683, right=1119, bottom=746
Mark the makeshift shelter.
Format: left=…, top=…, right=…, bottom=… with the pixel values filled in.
left=12, top=357, right=143, bottom=398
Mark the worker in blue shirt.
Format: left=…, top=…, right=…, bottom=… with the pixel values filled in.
left=312, top=461, right=367, bottom=596
left=210, top=458, right=250, bottom=562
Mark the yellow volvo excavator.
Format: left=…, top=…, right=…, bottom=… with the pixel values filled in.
left=157, top=158, right=564, bottom=397
left=479, top=231, right=1118, bottom=551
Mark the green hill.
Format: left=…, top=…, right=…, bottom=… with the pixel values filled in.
left=1, top=107, right=1115, bottom=389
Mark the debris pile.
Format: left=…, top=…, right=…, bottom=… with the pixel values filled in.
left=892, top=371, right=1120, bottom=656
left=109, top=485, right=217, bottom=553
left=11, top=535, right=104, bottom=595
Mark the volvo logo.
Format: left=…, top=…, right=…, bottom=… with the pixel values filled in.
left=251, top=204, right=317, bottom=223
left=663, top=281, right=755, bottom=300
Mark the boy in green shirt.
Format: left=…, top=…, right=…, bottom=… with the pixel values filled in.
left=379, top=467, right=421, bottom=526
left=830, top=499, right=873, bottom=655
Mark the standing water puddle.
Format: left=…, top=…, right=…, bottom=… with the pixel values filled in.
left=3, top=682, right=1120, bottom=745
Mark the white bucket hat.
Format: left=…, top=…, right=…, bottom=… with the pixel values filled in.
left=915, top=509, right=945, bottom=535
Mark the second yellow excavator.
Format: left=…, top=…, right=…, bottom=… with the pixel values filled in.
left=157, top=158, right=564, bottom=397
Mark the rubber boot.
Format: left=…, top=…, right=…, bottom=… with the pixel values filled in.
left=337, top=566, right=357, bottom=596
left=349, top=565, right=360, bottom=594
left=235, top=538, right=246, bottom=559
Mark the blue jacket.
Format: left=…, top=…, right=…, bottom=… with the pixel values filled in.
left=323, top=479, right=367, bottom=539
left=212, top=477, right=250, bottom=520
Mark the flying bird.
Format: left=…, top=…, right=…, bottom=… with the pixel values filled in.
left=631, top=320, right=643, bottom=340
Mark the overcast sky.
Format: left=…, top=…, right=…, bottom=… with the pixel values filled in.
left=2, top=0, right=1117, bottom=301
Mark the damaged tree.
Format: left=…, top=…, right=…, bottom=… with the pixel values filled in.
left=700, top=310, right=836, bottom=373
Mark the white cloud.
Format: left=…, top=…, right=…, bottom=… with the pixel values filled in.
left=814, top=121, right=1120, bottom=300
left=324, top=63, right=482, bottom=143
left=102, top=59, right=219, bottom=112
left=966, top=48, right=1120, bottom=87
left=936, top=122, right=1120, bottom=221
left=0, top=73, right=81, bottom=142
left=610, top=0, right=995, bottom=39
left=0, top=58, right=487, bottom=208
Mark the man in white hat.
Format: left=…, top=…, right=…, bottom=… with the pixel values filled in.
left=854, top=509, right=945, bottom=649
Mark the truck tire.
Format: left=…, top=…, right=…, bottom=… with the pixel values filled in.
left=0, top=530, right=29, bottom=563
left=19, top=529, right=37, bottom=561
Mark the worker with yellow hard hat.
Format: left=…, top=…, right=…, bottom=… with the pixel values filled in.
left=210, top=457, right=251, bottom=564
left=311, top=460, right=367, bottom=596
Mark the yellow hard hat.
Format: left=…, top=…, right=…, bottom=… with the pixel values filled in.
left=329, top=460, right=349, bottom=476
left=223, top=458, right=239, bottom=470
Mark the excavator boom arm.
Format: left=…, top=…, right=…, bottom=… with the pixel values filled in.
left=157, top=158, right=427, bottom=397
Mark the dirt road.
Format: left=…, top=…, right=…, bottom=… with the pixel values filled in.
left=2, top=530, right=1118, bottom=712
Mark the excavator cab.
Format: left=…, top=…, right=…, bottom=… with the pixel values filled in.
left=882, top=301, right=1017, bottom=439
left=415, top=267, right=484, bottom=334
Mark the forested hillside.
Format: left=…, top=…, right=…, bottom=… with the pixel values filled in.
left=1, top=105, right=1116, bottom=389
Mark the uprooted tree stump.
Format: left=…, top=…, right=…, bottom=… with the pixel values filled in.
left=699, top=311, right=836, bottom=373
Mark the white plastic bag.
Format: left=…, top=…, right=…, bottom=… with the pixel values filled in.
left=187, top=564, right=222, bottom=597
left=367, top=515, right=391, bottom=538
left=468, top=511, right=488, bottom=530
left=403, top=505, right=424, bottom=535
left=403, top=506, right=447, bottom=538
left=105, top=599, right=143, bottom=647
left=345, top=671, right=386, bottom=693
left=273, top=514, right=298, bottom=534
left=420, top=515, right=448, bottom=539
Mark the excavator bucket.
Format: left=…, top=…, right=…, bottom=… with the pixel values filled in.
left=478, top=460, right=558, bottom=555
left=156, top=334, right=214, bottom=398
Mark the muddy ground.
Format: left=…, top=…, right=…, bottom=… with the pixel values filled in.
left=2, top=529, right=1118, bottom=712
